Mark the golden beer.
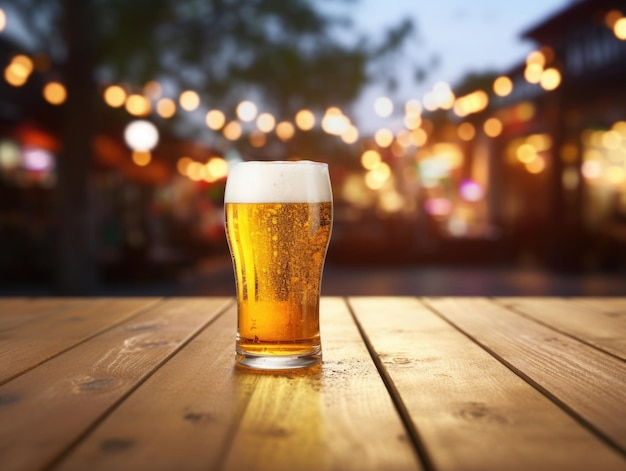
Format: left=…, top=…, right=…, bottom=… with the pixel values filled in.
left=224, top=161, right=332, bottom=369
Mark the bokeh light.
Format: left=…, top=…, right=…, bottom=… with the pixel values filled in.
left=4, top=55, right=33, bottom=87
left=205, top=109, right=226, bottom=130
left=23, top=149, right=53, bottom=174
left=404, top=113, right=422, bottom=130
left=374, top=128, right=393, bottom=148
left=425, top=198, right=452, bottom=216
left=249, top=130, right=267, bottom=148
left=236, top=100, right=258, bottom=122
left=454, top=90, right=488, bottom=117
left=526, top=156, right=546, bottom=174
left=276, top=121, right=295, bottom=141
left=540, top=68, right=561, bottom=91
left=459, top=179, right=484, bottom=202
left=524, top=63, right=543, bottom=84
left=493, top=76, right=513, bottom=97
left=179, top=90, right=200, bottom=111
left=186, top=161, right=204, bottom=181
left=582, top=160, right=602, bottom=180
left=516, top=144, right=537, bottom=164
left=614, top=17, right=626, bottom=40
left=125, top=94, right=151, bottom=116
left=295, top=109, right=315, bottom=131
left=374, top=97, right=393, bottom=117
left=177, top=156, right=193, bottom=176
left=526, top=50, right=546, bottom=67
left=457, top=122, right=475, bottom=141
left=23, top=147, right=54, bottom=171
left=143, top=81, right=162, bottom=100
left=104, top=85, right=127, bottom=108
left=124, top=120, right=159, bottom=151
left=43, top=82, right=67, bottom=105
left=223, top=121, right=242, bottom=141
left=361, top=149, right=381, bottom=169
left=410, top=128, right=428, bottom=147
left=132, top=150, right=152, bottom=167
left=321, top=107, right=349, bottom=136
left=156, top=98, right=176, bottom=119
left=206, top=156, right=228, bottom=180
left=432, top=81, right=455, bottom=110
left=484, top=118, right=503, bottom=137
left=341, top=125, right=359, bottom=144
left=256, top=112, right=276, bottom=133
left=0, top=140, right=20, bottom=170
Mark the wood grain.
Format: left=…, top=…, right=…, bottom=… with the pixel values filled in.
left=221, top=297, right=421, bottom=471
left=425, top=297, right=626, bottom=455
left=350, top=297, right=626, bottom=471
left=0, top=298, right=161, bottom=384
left=0, top=298, right=231, bottom=471
left=572, top=297, right=626, bottom=313
left=496, top=297, right=626, bottom=359
left=0, top=298, right=97, bottom=331
left=2, top=296, right=625, bottom=471
left=53, top=298, right=420, bottom=471
left=53, top=301, right=255, bottom=471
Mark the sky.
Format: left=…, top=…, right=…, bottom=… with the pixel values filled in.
left=340, top=0, right=574, bottom=131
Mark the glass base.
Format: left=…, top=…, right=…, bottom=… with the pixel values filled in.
left=236, top=350, right=322, bottom=370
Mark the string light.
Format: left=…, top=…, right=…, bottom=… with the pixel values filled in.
left=43, top=82, right=67, bottom=105
left=104, top=85, right=127, bottom=108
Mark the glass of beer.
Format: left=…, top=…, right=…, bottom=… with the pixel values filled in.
left=224, top=160, right=333, bottom=370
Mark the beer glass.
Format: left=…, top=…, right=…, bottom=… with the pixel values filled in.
left=224, top=160, right=333, bottom=369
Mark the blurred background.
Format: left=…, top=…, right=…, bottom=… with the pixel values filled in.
left=1, top=0, right=626, bottom=296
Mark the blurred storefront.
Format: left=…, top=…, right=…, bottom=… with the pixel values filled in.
left=490, top=0, right=626, bottom=270
left=331, top=0, right=626, bottom=270
left=0, top=35, right=229, bottom=284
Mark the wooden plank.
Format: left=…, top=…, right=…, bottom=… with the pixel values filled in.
left=496, top=297, right=626, bottom=360
left=565, top=297, right=626, bottom=315
left=425, top=297, right=626, bottom=456
left=0, top=298, right=97, bottom=331
left=53, top=302, right=259, bottom=471
left=0, top=298, right=162, bottom=384
left=221, top=297, right=421, bottom=471
left=350, top=297, right=626, bottom=471
left=55, top=298, right=421, bottom=471
left=0, top=298, right=28, bottom=314
left=0, top=297, right=232, bottom=471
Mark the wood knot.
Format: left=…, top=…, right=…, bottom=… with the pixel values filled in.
left=75, top=376, right=118, bottom=393
left=0, top=393, right=20, bottom=406
left=184, top=410, right=215, bottom=424
left=455, top=401, right=508, bottom=425
left=100, top=438, right=135, bottom=452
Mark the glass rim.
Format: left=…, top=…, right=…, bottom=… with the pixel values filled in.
left=229, top=159, right=328, bottom=168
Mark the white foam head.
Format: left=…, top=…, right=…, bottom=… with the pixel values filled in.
left=224, top=160, right=332, bottom=203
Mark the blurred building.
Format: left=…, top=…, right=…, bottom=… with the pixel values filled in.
left=331, top=0, right=626, bottom=271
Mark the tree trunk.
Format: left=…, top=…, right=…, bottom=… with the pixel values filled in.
left=55, top=0, right=99, bottom=294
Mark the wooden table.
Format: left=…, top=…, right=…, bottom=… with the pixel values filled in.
left=1, top=297, right=625, bottom=471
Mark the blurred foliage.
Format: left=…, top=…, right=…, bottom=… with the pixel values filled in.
left=12, top=0, right=417, bottom=118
